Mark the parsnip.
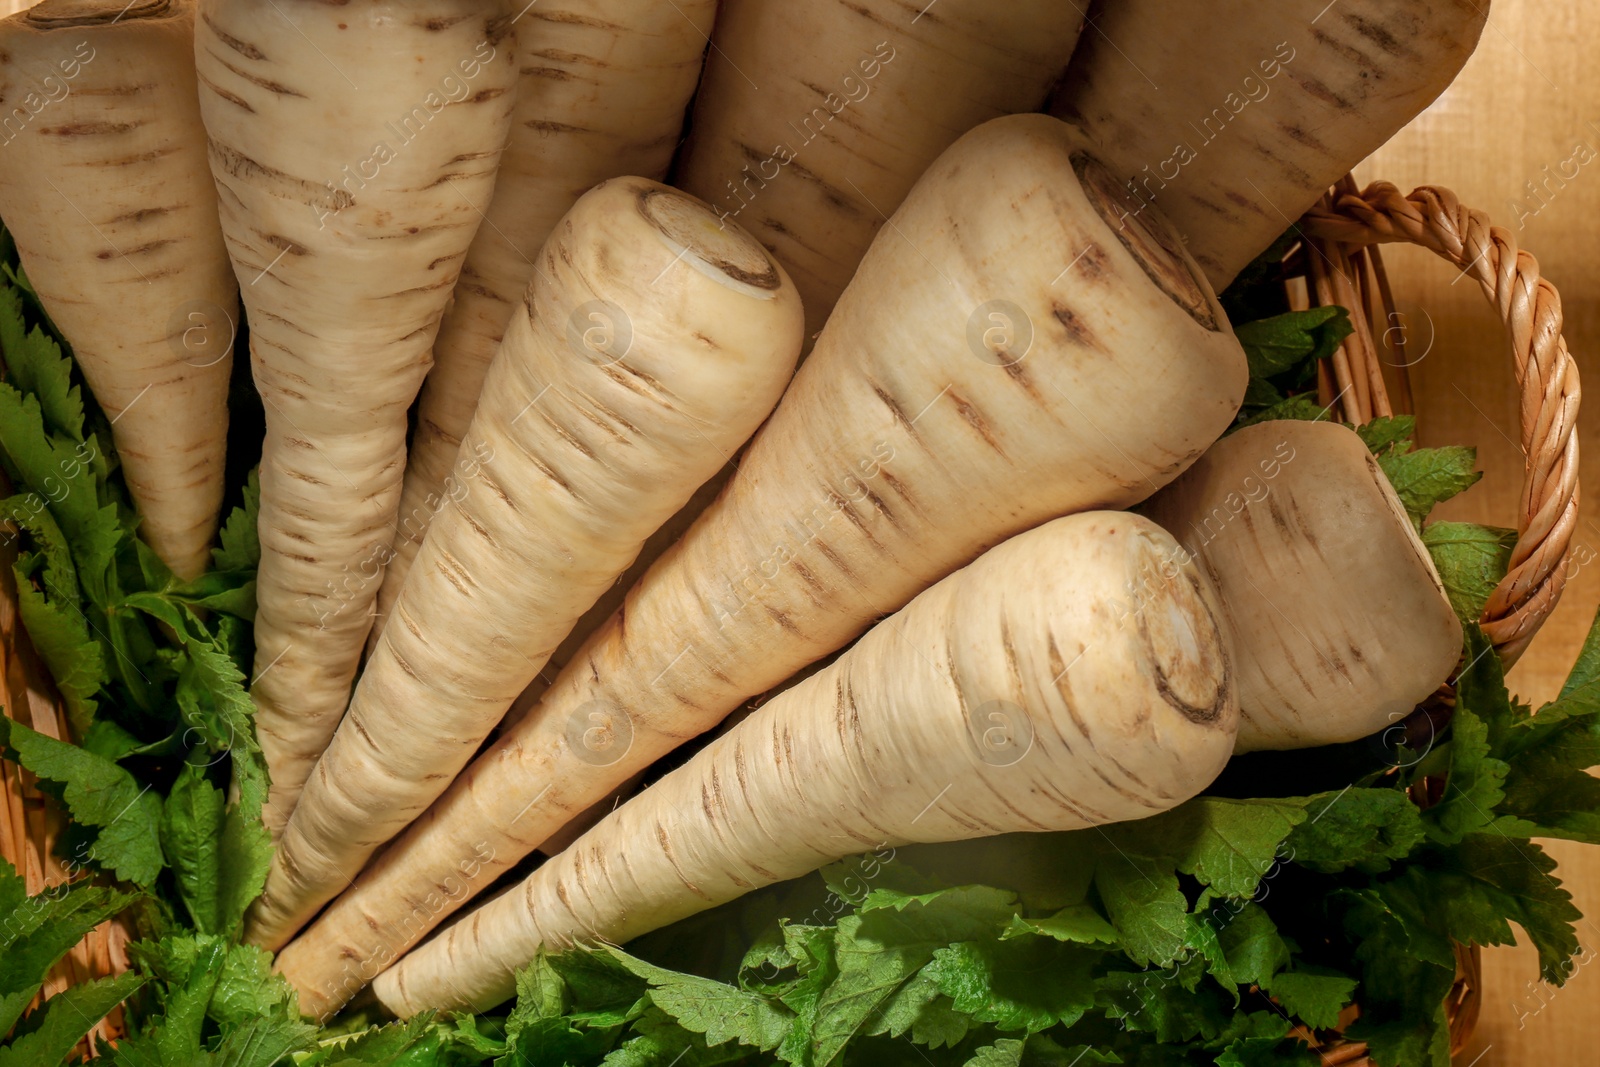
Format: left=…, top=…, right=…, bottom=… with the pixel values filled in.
left=193, top=0, right=516, bottom=833
left=1051, top=0, right=1488, bottom=289
left=273, top=113, right=1249, bottom=1008
left=0, top=0, right=236, bottom=579
left=361, top=513, right=1238, bottom=1017
left=676, top=0, right=1082, bottom=343
left=1141, top=420, right=1462, bottom=751
left=246, top=178, right=804, bottom=949
left=373, top=0, right=716, bottom=635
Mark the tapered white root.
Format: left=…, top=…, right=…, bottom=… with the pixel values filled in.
left=246, top=178, right=803, bottom=948
left=369, top=512, right=1238, bottom=1017
left=0, top=0, right=236, bottom=579
left=194, top=0, right=517, bottom=833
left=373, top=0, right=716, bottom=634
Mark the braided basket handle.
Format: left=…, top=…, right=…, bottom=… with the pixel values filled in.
left=1295, top=181, right=1581, bottom=667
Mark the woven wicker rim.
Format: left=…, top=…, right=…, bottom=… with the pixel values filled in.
left=1299, top=177, right=1582, bottom=668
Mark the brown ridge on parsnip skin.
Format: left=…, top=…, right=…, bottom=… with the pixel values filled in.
left=272, top=113, right=1248, bottom=1016
left=371, top=0, right=716, bottom=646
left=0, top=0, right=235, bottom=580
left=367, top=513, right=1239, bottom=1017
left=193, top=0, right=517, bottom=841
left=1051, top=0, right=1489, bottom=291
left=247, top=177, right=804, bottom=952
left=1141, top=420, right=1462, bottom=752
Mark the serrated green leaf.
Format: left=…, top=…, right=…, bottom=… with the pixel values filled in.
left=1338, top=888, right=1457, bottom=1067
left=0, top=282, right=83, bottom=443
left=1000, top=904, right=1117, bottom=946
left=212, top=468, right=260, bottom=574
left=607, top=948, right=792, bottom=1053
left=0, top=717, right=163, bottom=885
left=1394, top=837, right=1581, bottom=985
left=1285, top=789, right=1426, bottom=874
left=1378, top=446, right=1481, bottom=528
left=1232, top=395, right=1331, bottom=431
left=1263, top=967, right=1357, bottom=1030
left=1215, top=905, right=1288, bottom=989
left=106, top=938, right=227, bottom=1067
left=1214, top=1036, right=1320, bottom=1067
left=1354, top=415, right=1416, bottom=457
left=925, top=938, right=1096, bottom=1034
left=209, top=943, right=298, bottom=1031
left=0, top=973, right=144, bottom=1067
left=1233, top=307, right=1352, bottom=379
left=962, top=1038, right=1023, bottom=1067
left=1095, top=958, right=1228, bottom=1044
left=160, top=763, right=226, bottom=936
left=1422, top=522, right=1517, bottom=623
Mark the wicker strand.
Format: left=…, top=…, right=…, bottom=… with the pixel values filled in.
left=1301, top=182, right=1582, bottom=665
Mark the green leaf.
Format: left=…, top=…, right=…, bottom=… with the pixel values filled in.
left=297, top=1016, right=443, bottom=1066
left=1422, top=522, right=1517, bottom=623
left=1000, top=904, right=1117, bottom=946
left=1393, top=837, right=1581, bottom=984
left=1214, top=1036, right=1320, bottom=1067
left=212, top=468, right=260, bottom=573
left=1094, top=796, right=1307, bottom=964
left=160, top=764, right=222, bottom=921
left=0, top=717, right=163, bottom=886
left=1095, top=958, right=1228, bottom=1044
left=1, top=499, right=105, bottom=732
left=1378, top=445, right=1481, bottom=528
left=1215, top=905, right=1288, bottom=989
left=0, top=862, right=134, bottom=1039
left=1338, top=888, right=1458, bottom=1067
left=107, top=938, right=227, bottom=1067
left=1233, top=394, right=1331, bottom=431
left=862, top=968, right=970, bottom=1050
left=0, top=282, right=84, bottom=442
left=1354, top=415, right=1417, bottom=457
left=209, top=943, right=299, bottom=1032
left=1285, top=789, right=1426, bottom=874
left=963, top=1039, right=1023, bottom=1067
left=1262, top=967, right=1357, bottom=1030
left=0, top=973, right=144, bottom=1067
left=925, top=938, right=1097, bottom=1034
left=1558, top=601, right=1600, bottom=702
left=607, top=948, right=792, bottom=1053
left=1233, top=307, right=1352, bottom=379
left=0, top=381, right=121, bottom=598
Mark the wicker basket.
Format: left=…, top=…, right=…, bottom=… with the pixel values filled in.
left=0, top=179, right=1579, bottom=1061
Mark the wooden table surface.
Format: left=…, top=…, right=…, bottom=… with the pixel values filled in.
left=1359, top=0, right=1600, bottom=1059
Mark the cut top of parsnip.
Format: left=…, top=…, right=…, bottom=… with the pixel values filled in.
left=1142, top=420, right=1462, bottom=752
left=639, top=187, right=783, bottom=298
left=25, top=0, right=169, bottom=25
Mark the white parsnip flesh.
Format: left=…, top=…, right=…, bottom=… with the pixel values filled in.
left=193, top=0, right=516, bottom=833
left=373, top=0, right=716, bottom=633
left=370, top=513, right=1239, bottom=1016
left=677, top=0, right=1083, bottom=343
left=1142, top=420, right=1462, bottom=751
left=0, top=0, right=236, bottom=579
left=273, top=113, right=1248, bottom=1011
left=1051, top=0, right=1488, bottom=289
left=246, top=178, right=804, bottom=949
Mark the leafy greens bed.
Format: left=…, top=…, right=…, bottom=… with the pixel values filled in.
left=2, top=230, right=1599, bottom=1067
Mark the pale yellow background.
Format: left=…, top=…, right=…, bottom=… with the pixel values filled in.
left=1360, top=0, right=1600, bottom=1058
